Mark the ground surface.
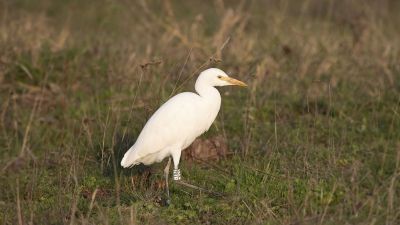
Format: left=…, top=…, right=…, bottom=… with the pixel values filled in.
left=1, top=0, right=400, bottom=224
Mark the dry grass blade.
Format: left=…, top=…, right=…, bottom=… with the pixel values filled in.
left=169, top=48, right=192, bottom=97
left=86, top=188, right=99, bottom=220
left=172, top=36, right=231, bottom=92
left=16, top=180, right=23, bottom=225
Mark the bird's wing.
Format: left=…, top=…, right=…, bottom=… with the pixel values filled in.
left=123, top=92, right=207, bottom=165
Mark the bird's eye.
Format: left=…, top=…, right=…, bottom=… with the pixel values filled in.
left=217, top=75, right=222, bottom=79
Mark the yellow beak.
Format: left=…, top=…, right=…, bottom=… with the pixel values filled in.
left=220, top=76, right=247, bottom=87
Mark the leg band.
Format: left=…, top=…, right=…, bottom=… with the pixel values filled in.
left=173, top=169, right=181, bottom=181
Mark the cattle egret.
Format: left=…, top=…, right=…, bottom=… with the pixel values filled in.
left=121, top=68, right=246, bottom=201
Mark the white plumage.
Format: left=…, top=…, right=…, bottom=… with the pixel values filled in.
left=120, top=68, right=246, bottom=180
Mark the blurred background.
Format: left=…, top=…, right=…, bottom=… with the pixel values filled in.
left=0, top=0, right=399, bottom=224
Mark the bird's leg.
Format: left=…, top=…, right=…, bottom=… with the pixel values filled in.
left=170, top=150, right=223, bottom=197
left=163, top=157, right=171, bottom=204
left=171, top=150, right=182, bottom=181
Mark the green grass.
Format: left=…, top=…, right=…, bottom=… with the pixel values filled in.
left=1, top=0, right=400, bottom=224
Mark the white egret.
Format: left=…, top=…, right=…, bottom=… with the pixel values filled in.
left=121, top=68, right=246, bottom=200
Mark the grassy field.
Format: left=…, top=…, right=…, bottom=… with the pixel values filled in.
left=1, top=0, right=400, bottom=224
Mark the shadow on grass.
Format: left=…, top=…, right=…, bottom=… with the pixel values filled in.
left=100, top=132, right=152, bottom=179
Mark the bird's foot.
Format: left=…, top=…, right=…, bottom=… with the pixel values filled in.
left=160, top=196, right=171, bottom=207
left=173, top=169, right=181, bottom=181
left=175, top=180, right=225, bottom=197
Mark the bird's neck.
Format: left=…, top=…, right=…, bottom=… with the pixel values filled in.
left=195, top=82, right=221, bottom=106
left=195, top=81, right=222, bottom=129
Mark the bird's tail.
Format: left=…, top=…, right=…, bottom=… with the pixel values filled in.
left=120, top=145, right=139, bottom=168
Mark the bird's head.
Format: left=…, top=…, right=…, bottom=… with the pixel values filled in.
left=199, top=68, right=247, bottom=87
